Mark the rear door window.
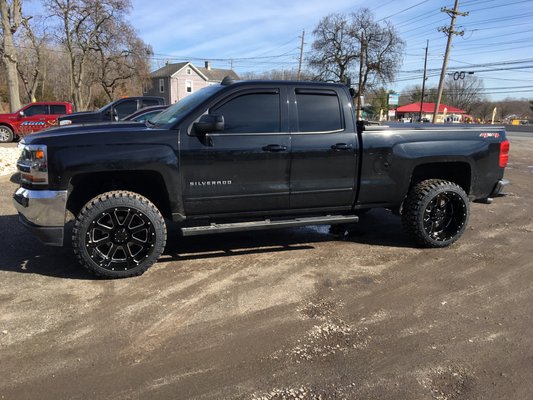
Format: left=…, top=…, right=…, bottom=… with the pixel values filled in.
left=50, top=105, right=67, bottom=115
left=295, top=89, right=343, bottom=132
left=141, top=99, right=161, bottom=108
left=114, top=100, right=138, bottom=119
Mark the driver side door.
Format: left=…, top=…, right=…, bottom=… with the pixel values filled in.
left=180, top=87, right=290, bottom=215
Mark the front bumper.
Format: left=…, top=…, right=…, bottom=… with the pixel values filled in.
left=12, top=188, right=67, bottom=246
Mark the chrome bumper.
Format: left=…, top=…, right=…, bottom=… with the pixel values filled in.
left=12, top=188, right=67, bottom=246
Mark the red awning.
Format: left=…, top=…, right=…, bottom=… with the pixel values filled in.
left=395, top=102, right=466, bottom=114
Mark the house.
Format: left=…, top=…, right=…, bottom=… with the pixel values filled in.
left=395, top=102, right=466, bottom=123
left=145, top=61, right=240, bottom=104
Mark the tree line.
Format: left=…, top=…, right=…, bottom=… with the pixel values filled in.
left=1, top=2, right=530, bottom=121
left=0, top=0, right=151, bottom=112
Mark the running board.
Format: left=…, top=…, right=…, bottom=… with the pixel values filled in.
left=180, top=215, right=359, bottom=236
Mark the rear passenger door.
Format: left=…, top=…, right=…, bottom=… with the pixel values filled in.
left=289, top=87, right=358, bottom=209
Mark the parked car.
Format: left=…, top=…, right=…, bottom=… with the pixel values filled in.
left=122, top=105, right=168, bottom=122
left=0, top=102, right=73, bottom=142
left=13, top=80, right=509, bottom=278
left=57, top=97, right=165, bottom=126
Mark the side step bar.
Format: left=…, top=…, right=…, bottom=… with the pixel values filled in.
left=181, top=215, right=359, bottom=237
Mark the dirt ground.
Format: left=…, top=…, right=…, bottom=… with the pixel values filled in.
left=0, top=135, right=532, bottom=400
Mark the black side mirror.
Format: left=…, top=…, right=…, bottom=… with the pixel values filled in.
left=18, top=111, right=25, bottom=119
left=193, top=114, right=224, bottom=135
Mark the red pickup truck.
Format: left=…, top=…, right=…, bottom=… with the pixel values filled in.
left=0, top=102, right=73, bottom=142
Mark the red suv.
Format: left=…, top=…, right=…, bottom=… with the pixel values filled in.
left=0, top=102, right=73, bottom=142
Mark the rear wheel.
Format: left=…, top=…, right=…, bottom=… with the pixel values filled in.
left=0, top=126, right=13, bottom=143
left=402, top=179, right=469, bottom=248
left=72, top=191, right=166, bottom=278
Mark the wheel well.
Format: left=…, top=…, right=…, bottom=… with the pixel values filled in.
left=67, top=171, right=172, bottom=219
left=410, top=162, right=471, bottom=194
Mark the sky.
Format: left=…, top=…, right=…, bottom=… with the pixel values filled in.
left=26, top=0, right=533, bottom=101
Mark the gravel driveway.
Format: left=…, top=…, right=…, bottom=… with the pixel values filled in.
left=0, top=136, right=532, bottom=399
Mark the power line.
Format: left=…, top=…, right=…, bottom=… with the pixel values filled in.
left=377, top=0, right=432, bottom=22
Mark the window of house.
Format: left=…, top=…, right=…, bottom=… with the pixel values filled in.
left=186, top=68, right=191, bottom=75
left=50, top=105, right=67, bottom=115
left=159, top=79, right=164, bottom=93
left=295, top=90, right=343, bottom=132
left=211, top=91, right=280, bottom=133
left=186, top=80, right=193, bottom=93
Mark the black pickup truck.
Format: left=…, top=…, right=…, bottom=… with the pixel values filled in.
left=57, top=96, right=165, bottom=126
left=13, top=79, right=509, bottom=278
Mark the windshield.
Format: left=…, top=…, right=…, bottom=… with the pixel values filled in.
left=150, top=85, right=224, bottom=126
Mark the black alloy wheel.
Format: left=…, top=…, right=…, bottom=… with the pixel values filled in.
left=73, top=191, right=166, bottom=278
left=402, top=179, right=469, bottom=248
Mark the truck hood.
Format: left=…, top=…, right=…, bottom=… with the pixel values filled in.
left=22, top=121, right=152, bottom=145
left=0, top=112, right=17, bottom=121
left=58, top=111, right=103, bottom=123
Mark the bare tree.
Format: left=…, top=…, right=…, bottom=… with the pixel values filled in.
left=16, top=16, right=46, bottom=103
left=351, top=9, right=404, bottom=99
left=401, top=85, right=445, bottom=105
left=308, top=13, right=357, bottom=84
left=93, top=19, right=152, bottom=100
left=443, top=75, right=485, bottom=113
left=45, top=0, right=132, bottom=110
left=308, top=8, right=405, bottom=98
left=240, top=68, right=314, bottom=81
left=0, top=0, right=22, bottom=111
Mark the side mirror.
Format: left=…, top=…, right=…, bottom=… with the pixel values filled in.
left=193, top=114, right=224, bottom=135
left=18, top=111, right=25, bottom=119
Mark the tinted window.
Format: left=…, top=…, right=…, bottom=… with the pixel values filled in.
left=134, top=110, right=161, bottom=122
left=212, top=92, right=280, bottom=133
left=141, top=99, right=160, bottom=108
left=50, top=105, right=67, bottom=115
left=24, top=105, right=48, bottom=117
left=114, top=100, right=138, bottom=119
left=296, top=91, right=343, bottom=132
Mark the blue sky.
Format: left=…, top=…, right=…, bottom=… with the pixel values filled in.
left=27, top=0, right=533, bottom=101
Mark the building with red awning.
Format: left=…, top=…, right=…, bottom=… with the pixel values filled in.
left=395, top=102, right=466, bottom=123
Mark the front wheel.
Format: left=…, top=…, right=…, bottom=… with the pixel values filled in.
left=402, top=179, right=469, bottom=248
left=0, top=126, right=13, bottom=143
left=72, top=191, right=167, bottom=278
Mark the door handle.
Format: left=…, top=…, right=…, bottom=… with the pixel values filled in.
left=262, top=144, right=287, bottom=152
left=331, top=143, right=353, bottom=151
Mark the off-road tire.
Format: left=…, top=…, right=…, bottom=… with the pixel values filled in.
left=0, top=125, right=13, bottom=143
left=402, top=179, right=469, bottom=248
left=72, top=191, right=166, bottom=278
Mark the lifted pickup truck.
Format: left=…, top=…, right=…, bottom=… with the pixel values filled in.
left=0, top=102, right=73, bottom=142
left=57, top=96, right=165, bottom=126
left=13, top=80, right=509, bottom=278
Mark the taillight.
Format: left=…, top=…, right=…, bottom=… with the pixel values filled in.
left=499, top=140, right=510, bottom=168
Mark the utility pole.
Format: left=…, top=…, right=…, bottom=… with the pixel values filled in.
left=356, top=32, right=366, bottom=121
left=297, top=30, right=305, bottom=80
left=432, top=0, right=468, bottom=123
left=419, top=40, right=429, bottom=122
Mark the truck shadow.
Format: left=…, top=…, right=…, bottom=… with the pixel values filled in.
left=0, top=215, right=94, bottom=280
left=161, top=209, right=413, bottom=262
left=0, top=209, right=413, bottom=279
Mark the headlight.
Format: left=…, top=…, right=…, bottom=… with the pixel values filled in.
left=59, top=119, right=72, bottom=126
left=17, top=144, right=49, bottom=185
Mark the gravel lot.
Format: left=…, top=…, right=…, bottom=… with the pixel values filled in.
left=0, top=135, right=532, bottom=399
left=0, top=145, right=19, bottom=176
